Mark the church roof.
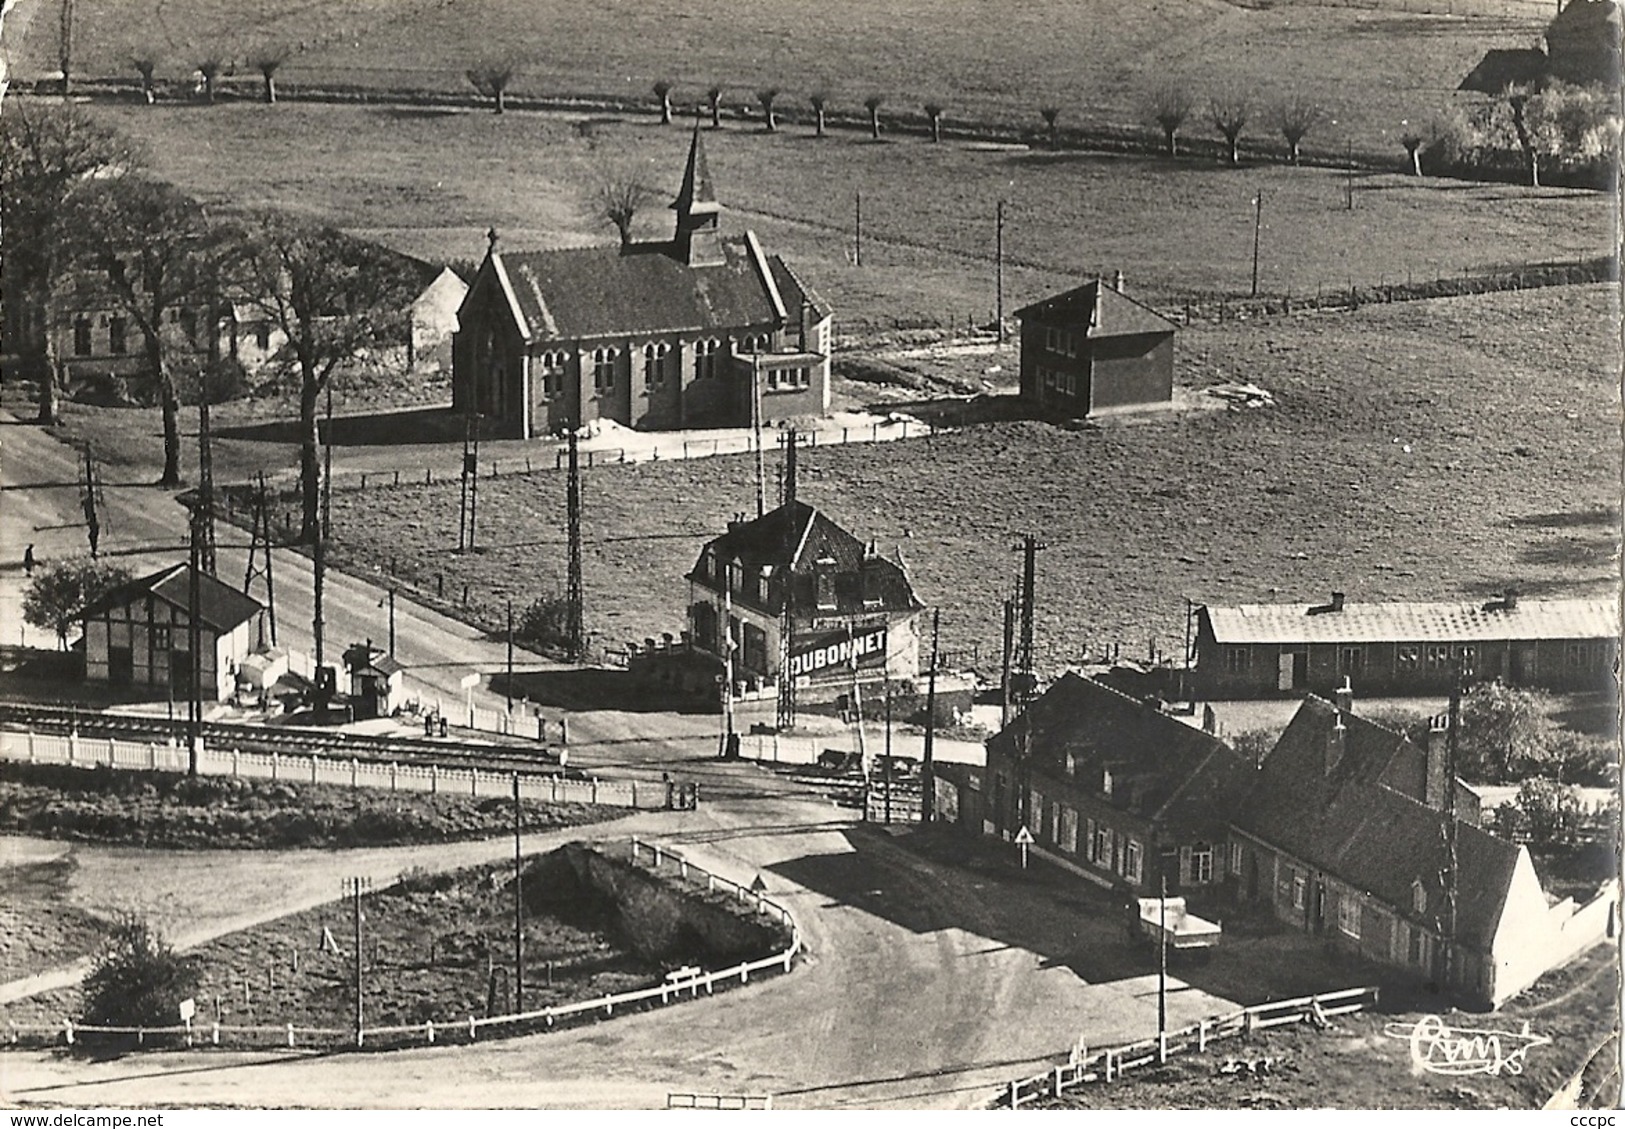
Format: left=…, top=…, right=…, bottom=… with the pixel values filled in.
left=491, top=236, right=822, bottom=343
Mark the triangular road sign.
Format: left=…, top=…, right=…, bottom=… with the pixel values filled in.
left=1013, top=826, right=1035, bottom=846
left=750, top=874, right=768, bottom=893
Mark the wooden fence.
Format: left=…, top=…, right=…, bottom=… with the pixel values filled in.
left=0, top=729, right=663, bottom=809
left=996, top=985, right=1380, bottom=1109
left=6, top=837, right=802, bottom=1055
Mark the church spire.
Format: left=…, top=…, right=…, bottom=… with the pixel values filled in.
left=671, top=120, right=725, bottom=267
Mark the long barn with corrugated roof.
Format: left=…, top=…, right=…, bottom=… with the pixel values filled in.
left=1194, top=590, right=1618, bottom=697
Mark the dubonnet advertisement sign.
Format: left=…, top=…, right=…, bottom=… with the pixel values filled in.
left=788, top=624, right=889, bottom=683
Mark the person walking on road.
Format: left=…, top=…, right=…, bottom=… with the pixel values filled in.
left=22, top=544, right=34, bottom=577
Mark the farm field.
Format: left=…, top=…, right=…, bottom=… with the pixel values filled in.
left=310, top=285, right=1620, bottom=676
left=71, top=101, right=1616, bottom=336
left=3, top=0, right=1555, bottom=151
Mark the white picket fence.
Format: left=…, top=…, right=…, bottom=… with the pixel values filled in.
left=0, top=729, right=661, bottom=809
left=7, top=837, right=802, bottom=1055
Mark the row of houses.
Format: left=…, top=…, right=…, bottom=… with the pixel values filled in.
left=938, top=673, right=1616, bottom=1010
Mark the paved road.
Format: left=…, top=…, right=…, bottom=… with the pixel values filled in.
left=0, top=413, right=1238, bottom=1108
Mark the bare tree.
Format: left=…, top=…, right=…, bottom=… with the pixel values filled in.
left=590, top=174, right=657, bottom=246
left=924, top=101, right=945, bottom=143
left=467, top=58, right=518, bottom=114
left=196, top=57, right=222, bottom=104
left=132, top=54, right=158, bottom=104
left=809, top=90, right=828, bottom=137
left=653, top=80, right=674, bottom=125
left=706, top=85, right=723, bottom=129
left=1208, top=88, right=1250, bottom=165
left=1040, top=105, right=1060, bottom=149
left=1274, top=93, right=1323, bottom=164
left=1146, top=83, right=1193, bottom=156
left=0, top=103, right=141, bottom=424
left=864, top=94, right=884, bottom=140
left=232, top=215, right=418, bottom=542
left=73, top=179, right=220, bottom=486
left=757, top=88, right=779, bottom=132
left=252, top=48, right=289, bottom=104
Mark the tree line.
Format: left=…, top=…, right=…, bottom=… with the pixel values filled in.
left=1, top=102, right=420, bottom=545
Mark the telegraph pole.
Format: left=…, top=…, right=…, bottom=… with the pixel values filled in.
left=505, top=598, right=514, bottom=712
left=565, top=426, right=584, bottom=661
left=512, top=773, right=524, bottom=1014
left=58, top=0, right=73, bottom=96
left=751, top=354, right=765, bottom=518
left=244, top=472, right=277, bottom=646
left=458, top=412, right=481, bottom=552
left=995, top=198, right=1007, bottom=343
left=314, top=384, right=333, bottom=670
left=776, top=429, right=798, bottom=732
left=344, top=876, right=370, bottom=1046
left=1346, top=142, right=1354, bottom=211
left=853, top=189, right=862, bottom=268
left=386, top=588, right=396, bottom=659
left=186, top=501, right=204, bottom=774
left=1000, top=597, right=1016, bottom=729
left=1250, top=189, right=1264, bottom=298
left=921, top=607, right=940, bottom=824
left=1441, top=653, right=1467, bottom=992
left=197, top=387, right=217, bottom=576
left=1013, top=534, right=1044, bottom=831
left=1158, top=874, right=1169, bottom=1048
left=883, top=682, right=893, bottom=825
left=719, top=560, right=735, bottom=757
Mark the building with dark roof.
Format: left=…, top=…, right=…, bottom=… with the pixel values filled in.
left=1193, top=591, right=1618, bottom=697
left=682, top=499, right=923, bottom=694
left=1231, top=691, right=1614, bottom=1008
left=452, top=128, right=833, bottom=436
left=1460, top=0, right=1620, bottom=93
left=1014, top=277, right=1178, bottom=418
left=80, top=563, right=265, bottom=700
left=981, top=672, right=1255, bottom=894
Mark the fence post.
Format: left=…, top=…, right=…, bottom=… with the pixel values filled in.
left=1009, top=1080, right=1020, bottom=1109
left=426, top=1020, right=435, bottom=1044
left=63, top=1019, right=73, bottom=1045
left=212, top=1022, right=220, bottom=1045
left=287, top=1023, right=296, bottom=1048
left=591, top=778, right=598, bottom=803
left=1198, top=1018, right=1208, bottom=1052
left=351, top=758, right=358, bottom=788
left=469, top=1015, right=477, bottom=1041
left=472, top=768, right=478, bottom=796
left=431, top=764, right=438, bottom=793
left=272, top=752, right=279, bottom=780
left=1158, top=1031, right=1167, bottom=1063
left=311, top=756, right=318, bottom=785
left=390, top=762, right=398, bottom=791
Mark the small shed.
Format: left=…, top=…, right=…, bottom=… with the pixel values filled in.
left=1015, top=277, right=1178, bottom=418
left=342, top=642, right=405, bottom=719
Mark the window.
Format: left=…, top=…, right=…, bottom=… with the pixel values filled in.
left=1042, top=367, right=1056, bottom=389
left=694, top=338, right=720, bottom=379
left=642, top=342, right=670, bottom=390
left=109, top=316, right=127, bottom=355
left=255, top=322, right=272, bottom=351
left=1064, top=751, right=1077, bottom=777
left=1411, top=879, right=1426, bottom=915
left=1337, top=893, right=1361, bottom=938
left=540, top=350, right=569, bottom=399
left=151, top=626, right=170, bottom=652
left=1084, top=818, right=1098, bottom=863
left=1063, top=369, right=1077, bottom=396
left=1191, top=842, right=1214, bottom=884
left=1225, top=646, right=1250, bottom=672
left=1425, top=645, right=1452, bottom=669
left=1028, top=790, right=1044, bottom=837
left=592, top=347, right=619, bottom=394
left=1101, top=768, right=1113, bottom=797
left=1123, top=839, right=1143, bottom=883
left=738, top=332, right=771, bottom=354
left=815, top=564, right=836, bottom=611
left=1095, top=825, right=1115, bottom=870
left=1229, top=840, right=1243, bottom=875
left=1291, top=873, right=1307, bottom=910
left=180, top=309, right=198, bottom=341
left=1458, top=645, right=1475, bottom=676
left=1044, top=326, right=1076, bottom=357
left=1340, top=646, right=1365, bottom=673
left=1568, top=642, right=1606, bottom=669
left=1059, top=807, right=1078, bottom=853
left=1397, top=646, right=1420, bottom=671
left=767, top=366, right=810, bottom=391
left=74, top=317, right=93, bottom=356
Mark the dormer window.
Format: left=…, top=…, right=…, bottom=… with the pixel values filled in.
left=1064, top=752, right=1077, bottom=777
left=1412, top=880, right=1427, bottom=915
left=1101, top=768, right=1113, bottom=797
left=815, top=557, right=837, bottom=611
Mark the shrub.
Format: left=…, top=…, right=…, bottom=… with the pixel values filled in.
left=80, top=916, right=201, bottom=1034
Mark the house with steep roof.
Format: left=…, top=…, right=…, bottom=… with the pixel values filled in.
left=1014, top=276, right=1178, bottom=417
left=1193, top=591, right=1618, bottom=697
left=80, top=563, right=265, bottom=700
left=981, top=672, right=1256, bottom=893
left=452, top=128, right=833, bottom=436
left=1231, top=690, right=1617, bottom=1008
left=1460, top=0, right=1620, bottom=93
left=681, top=499, right=923, bottom=693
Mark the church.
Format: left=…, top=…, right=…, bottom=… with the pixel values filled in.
left=452, top=129, right=834, bottom=436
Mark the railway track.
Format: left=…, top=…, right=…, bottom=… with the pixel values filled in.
left=0, top=702, right=585, bottom=780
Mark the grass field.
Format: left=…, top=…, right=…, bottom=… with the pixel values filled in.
left=4, top=0, right=1556, bottom=152
left=72, top=101, right=1615, bottom=337
left=308, top=285, right=1619, bottom=677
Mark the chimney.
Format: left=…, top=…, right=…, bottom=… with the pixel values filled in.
left=1334, top=676, right=1354, bottom=716
left=1112, top=269, right=1125, bottom=293
left=1330, top=591, right=1346, bottom=612
left=1503, top=588, right=1519, bottom=611
left=1326, top=711, right=1346, bottom=775
left=1424, top=714, right=1450, bottom=810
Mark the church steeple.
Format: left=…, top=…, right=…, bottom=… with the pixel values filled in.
left=671, top=122, right=725, bottom=267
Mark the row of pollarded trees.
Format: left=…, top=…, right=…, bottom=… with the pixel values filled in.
left=1, top=102, right=418, bottom=542
left=122, top=47, right=296, bottom=104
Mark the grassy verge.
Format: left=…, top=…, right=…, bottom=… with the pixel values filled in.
left=0, top=855, right=109, bottom=984
left=1031, top=945, right=1620, bottom=1110
left=0, top=762, right=620, bottom=849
